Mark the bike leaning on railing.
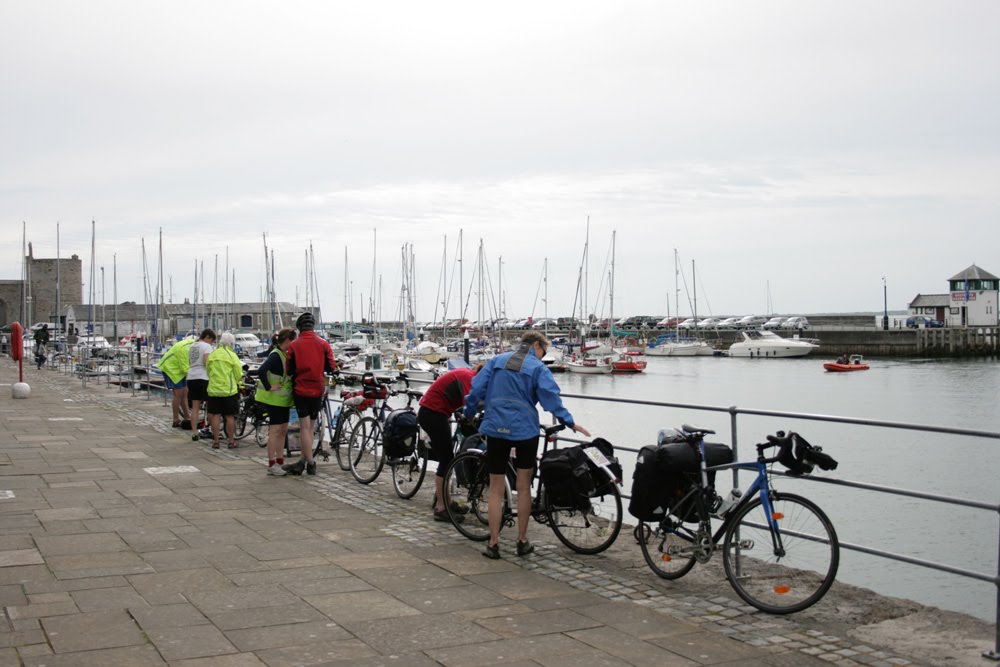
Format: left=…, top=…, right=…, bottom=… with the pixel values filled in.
left=634, top=425, right=840, bottom=614
left=441, top=423, right=624, bottom=555
left=346, top=381, right=426, bottom=492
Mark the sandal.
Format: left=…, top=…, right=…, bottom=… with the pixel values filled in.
left=211, top=442, right=220, bottom=449
left=227, top=442, right=238, bottom=449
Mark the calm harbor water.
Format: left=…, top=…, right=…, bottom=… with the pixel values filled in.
left=551, top=355, right=999, bottom=621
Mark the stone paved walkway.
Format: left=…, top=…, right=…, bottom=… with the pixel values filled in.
left=0, top=361, right=941, bottom=666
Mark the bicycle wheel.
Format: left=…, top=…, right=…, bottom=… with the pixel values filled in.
left=390, top=442, right=428, bottom=499
left=348, top=416, right=385, bottom=484
left=253, top=418, right=270, bottom=447
left=543, top=484, right=623, bottom=555
left=233, top=401, right=252, bottom=440
left=332, top=407, right=361, bottom=471
left=722, top=492, right=839, bottom=614
left=441, top=451, right=492, bottom=541
left=637, top=521, right=698, bottom=580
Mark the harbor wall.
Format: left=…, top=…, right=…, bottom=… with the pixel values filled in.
left=692, top=328, right=1000, bottom=357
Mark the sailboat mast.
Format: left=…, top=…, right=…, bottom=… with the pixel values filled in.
left=192, top=260, right=198, bottom=333
left=158, top=227, right=164, bottom=344
left=56, top=222, right=61, bottom=332
left=692, top=259, right=697, bottom=327
left=89, top=220, right=96, bottom=337
left=20, top=222, right=26, bottom=324
left=113, top=254, right=118, bottom=342
left=609, top=230, right=616, bottom=342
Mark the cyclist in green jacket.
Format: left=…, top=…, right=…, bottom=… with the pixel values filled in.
left=156, top=336, right=195, bottom=428
left=206, top=332, right=244, bottom=449
left=255, top=327, right=297, bottom=475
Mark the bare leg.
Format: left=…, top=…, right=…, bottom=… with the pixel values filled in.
left=210, top=413, right=220, bottom=445
left=172, top=389, right=183, bottom=423
left=190, top=400, right=201, bottom=437
left=179, top=387, right=190, bottom=421
left=298, top=416, right=315, bottom=463
left=268, top=423, right=289, bottom=463
left=225, top=415, right=236, bottom=446
left=435, top=475, right=445, bottom=513
left=487, top=472, right=505, bottom=546
left=515, top=467, right=533, bottom=542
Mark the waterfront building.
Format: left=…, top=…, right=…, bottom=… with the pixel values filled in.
left=0, top=246, right=83, bottom=329
left=908, top=264, right=998, bottom=327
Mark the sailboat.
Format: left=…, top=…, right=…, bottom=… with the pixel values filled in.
left=646, top=251, right=712, bottom=357
left=566, top=224, right=614, bottom=374
left=605, top=232, right=645, bottom=373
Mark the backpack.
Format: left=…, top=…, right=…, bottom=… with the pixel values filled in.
left=539, top=445, right=595, bottom=511
left=382, top=408, right=419, bottom=458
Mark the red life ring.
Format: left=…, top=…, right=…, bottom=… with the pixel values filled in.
left=10, top=322, right=22, bottom=362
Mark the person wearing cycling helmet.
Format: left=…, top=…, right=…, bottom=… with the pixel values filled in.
left=463, top=331, right=590, bottom=559
left=283, top=312, right=336, bottom=475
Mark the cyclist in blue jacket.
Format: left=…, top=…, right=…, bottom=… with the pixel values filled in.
left=464, top=330, right=589, bottom=559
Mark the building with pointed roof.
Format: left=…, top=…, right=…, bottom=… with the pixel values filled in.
left=909, top=264, right=998, bottom=327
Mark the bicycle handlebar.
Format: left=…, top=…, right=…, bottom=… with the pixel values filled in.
left=543, top=423, right=567, bottom=439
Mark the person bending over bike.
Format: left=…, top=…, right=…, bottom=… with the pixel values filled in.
left=463, top=331, right=590, bottom=559
left=283, top=312, right=336, bottom=476
left=256, top=327, right=297, bottom=476
left=418, top=364, right=481, bottom=521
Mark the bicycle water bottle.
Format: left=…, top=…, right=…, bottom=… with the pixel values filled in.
left=332, top=406, right=341, bottom=430
left=715, top=489, right=742, bottom=517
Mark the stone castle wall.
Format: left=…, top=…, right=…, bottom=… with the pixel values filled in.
left=0, top=254, right=83, bottom=327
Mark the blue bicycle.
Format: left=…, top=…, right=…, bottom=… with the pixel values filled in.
left=635, top=426, right=840, bottom=614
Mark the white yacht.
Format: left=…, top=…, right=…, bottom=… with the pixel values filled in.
left=728, top=330, right=818, bottom=358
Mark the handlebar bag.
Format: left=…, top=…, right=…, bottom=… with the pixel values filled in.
left=539, top=446, right=595, bottom=512
left=382, top=408, right=418, bottom=458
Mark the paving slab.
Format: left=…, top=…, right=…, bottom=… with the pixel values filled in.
left=0, top=366, right=970, bottom=667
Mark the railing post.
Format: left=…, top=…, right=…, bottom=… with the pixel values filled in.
left=985, top=509, right=1000, bottom=660
left=729, top=406, right=739, bottom=491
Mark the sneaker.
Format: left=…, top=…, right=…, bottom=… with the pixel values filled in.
left=282, top=459, right=305, bottom=476
left=267, top=464, right=287, bottom=477
left=434, top=508, right=463, bottom=523
left=305, top=462, right=317, bottom=476
left=191, top=434, right=200, bottom=442
left=482, top=542, right=500, bottom=560
left=516, top=540, right=535, bottom=557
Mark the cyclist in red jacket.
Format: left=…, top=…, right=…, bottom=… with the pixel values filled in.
left=418, top=365, right=480, bottom=521
left=282, top=312, right=336, bottom=476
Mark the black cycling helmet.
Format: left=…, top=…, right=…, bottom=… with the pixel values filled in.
left=295, top=312, right=315, bottom=331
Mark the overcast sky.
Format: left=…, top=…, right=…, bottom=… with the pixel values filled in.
left=2, top=1, right=998, bottom=324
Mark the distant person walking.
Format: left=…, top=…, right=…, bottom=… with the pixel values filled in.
left=464, top=331, right=590, bottom=559
left=33, top=324, right=49, bottom=368
left=256, top=327, right=297, bottom=475
left=282, top=313, right=336, bottom=476
left=206, top=332, right=243, bottom=449
left=186, top=329, right=216, bottom=441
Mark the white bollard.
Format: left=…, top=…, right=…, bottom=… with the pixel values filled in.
left=12, top=382, right=31, bottom=399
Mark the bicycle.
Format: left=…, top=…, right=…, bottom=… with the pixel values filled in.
left=634, top=426, right=840, bottom=614
left=441, top=424, right=624, bottom=555
left=314, top=381, right=371, bottom=471
left=346, top=383, right=427, bottom=496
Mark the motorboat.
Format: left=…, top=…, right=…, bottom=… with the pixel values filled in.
left=611, top=354, right=647, bottom=373
left=413, top=340, right=445, bottom=364
left=398, top=356, right=440, bottom=381
left=566, top=356, right=613, bottom=374
left=728, top=330, right=818, bottom=358
left=824, top=355, right=869, bottom=372
left=646, top=339, right=709, bottom=357
left=334, top=332, right=372, bottom=355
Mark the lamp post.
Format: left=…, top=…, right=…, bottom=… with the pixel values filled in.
left=882, top=276, right=889, bottom=331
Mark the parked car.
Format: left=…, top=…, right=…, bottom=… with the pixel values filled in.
left=738, top=315, right=769, bottom=329
left=677, top=318, right=699, bottom=330
left=656, top=317, right=683, bottom=329
left=696, top=317, right=722, bottom=329
left=762, top=316, right=786, bottom=330
left=782, top=316, right=810, bottom=331
left=717, top=317, right=742, bottom=329
left=906, top=315, right=943, bottom=329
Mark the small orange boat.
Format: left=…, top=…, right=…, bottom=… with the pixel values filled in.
left=824, top=355, right=869, bottom=372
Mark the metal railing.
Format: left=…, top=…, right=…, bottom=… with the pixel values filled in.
left=558, top=390, right=1000, bottom=661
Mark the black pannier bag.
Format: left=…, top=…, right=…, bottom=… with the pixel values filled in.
left=628, top=445, right=688, bottom=521
left=454, top=433, right=486, bottom=485
left=585, top=437, right=623, bottom=496
left=539, top=445, right=595, bottom=511
left=382, top=408, right=419, bottom=458
left=629, top=442, right=735, bottom=523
